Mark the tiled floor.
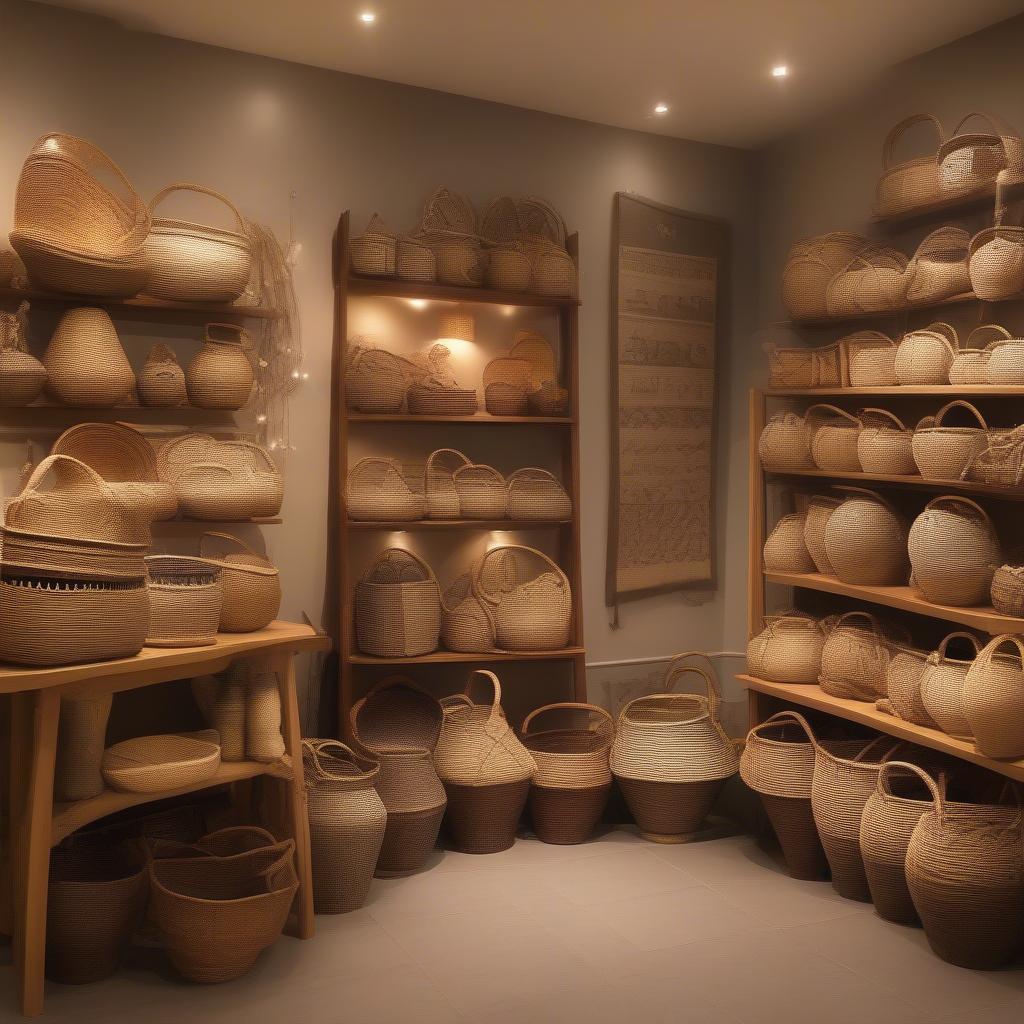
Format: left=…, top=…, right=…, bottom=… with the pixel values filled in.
left=7, top=828, right=1024, bottom=1023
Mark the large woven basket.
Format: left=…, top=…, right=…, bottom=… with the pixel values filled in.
left=904, top=226, right=971, bottom=304
left=825, top=248, right=908, bottom=317
left=807, top=404, right=862, bottom=472
left=425, top=448, right=470, bottom=519
left=346, top=346, right=407, bottom=413
left=991, top=563, right=1024, bottom=616
left=102, top=733, right=221, bottom=793
left=819, top=610, right=899, bottom=703
left=763, top=512, right=815, bottom=573
left=43, top=306, right=135, bottom=408
left=877, top=646, right=936, bottom=728
left=355, top=547, right=441, bottom=657
left=408, top=382, right=478, bottom=416
left=937, top=112, right=1024, bottom=199
left=350, top=214, right=397, bottom=276
left=964, top=634, right=1024, bottom=759
left=894, top=321, right=959, bottom=385
left=346, top=457, right=424, bottom=521
left=143, top=184, right=252, bottom=302
left=0, top=303, right=46, bottom=406
left=908, top=496, right=1001, bottom=606
left=138, top=344, right=187, bottom=407
left=948, top=324, right=1011, bottom=384
left=506, top=468, right=571, bottom=521
left=782, top=232, right=871, bottom=321
left=984, top=336, right=1024, bottom=384
left=873, top=113, right=945, bottom=219
left=144, top=555, right=222, bottom=647
left=757, top=411, right=814, bottom=473
left=521, top=703, right=613, bottom=845
left=198, top=532, right=281, bottom=632
left=185, top=322, right=254, bottom=409
left=453, top=464, right=507, bottom=519
left=823, top=486, right=909, bottom=586
left=803, top=495, right=841, bottom=575
left=527, top=240, right=577, bottom=297
left=482, top=356, right=532, bottom=415
left=486, top=244, right=532, bottom=291
left=844, top=330, right=898, bottom=387
left=301, top=739, right=386, bottom=911
left=912, top=400, right=990, bottom=480
left=746, top=614, right=829, bottom=684
left=919, top=632, right=980, bottom=739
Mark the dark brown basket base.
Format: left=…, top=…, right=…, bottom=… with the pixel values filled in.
left=443, top=779, right=530, bottom=854
left=864, top=858, right=920, bottom=925
left=916, top=887, right=1024, bottom=969
left=759, top=794, right=829, bottom=881
left=374, top=804, right=446, bottom=877
left=820, top=833, right=872, bottom=902
left=529, top=783, right=610, bottom=845
left=617, top=777, right=724, bottom=840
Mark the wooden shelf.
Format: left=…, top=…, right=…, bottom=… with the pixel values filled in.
left=765, top=385, right=1024, bottom=397
left=783, top=291, right=982, bottom=329
left=153, top=517, right=282, bottom=529
left=766, top=467, right=1024, bottom=502
left=739, top=675, right=1024, bottom=783
left=0, top=403, right=246, bottom=422
left=347, top=412, right=574, bottom=425
left=347, top=519, right=570, bottom=530
left=51, top=757, right=293, bottom=845
left=870, top=179, right=1024, bottom=226
left=348, top=647, right=586, bottom=666
left=765, top=569, right=1024, bottom=634
left=347, top=274, right=580, bottom=308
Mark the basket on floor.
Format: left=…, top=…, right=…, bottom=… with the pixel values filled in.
left=763, top=512, right=816, bottom=573
left=964, top=634, right=1024, bottom=759
left=425, top=448, right=471, bottom=519
left=346, top=346, right=407, bottom=413
left=877, top=646, right=936, bottom=728
left=506, top=468, right=571, bottom=521
left=198, top=532, right=281, bottom=632
left=355, top=547, right=441, bottom=657
left=138, top=344, right=187, bottom=407
left=857, top=408, right=916, bottom=475
left=823, top=486, right=909, bottom=586
left=819, top=610, right=902, bottom=703
left=803, top=495, right=841, bottom=575
left=302, top=739, right=386, bottom=911
left=894, top=322, right=959, bottom=386
left=102, top=733, right=221, bottom=794
left=991, top=563, right=1024, bottom=616
left=746, top=614, right=829, bottom=685
left=346, top=457, right=425, bottom=521
left=611, top=660, right=739, bottom=842
left=903, top=226, right=971, bottom=304
left=46, top=843, right=147, bottom=984
left=782, top=232, right=872, bottom=321
left=453, top=464, right=507, bottom=519
left=919, top=632, right=980, bottom=739
left=873, top=113, right=945, bottom=219
left=433, top=670, right=536, bottom=853
left=144, top=555, right=222, bottom=647
left=43, top=306, right=135, bottom=408
left=949, top=324, right=1012, bottom=384
left=149, top=837, right=299, bottom=982
left=521, top=703, right=613, bottom=845
left=350, top=214, right=396, bottom=276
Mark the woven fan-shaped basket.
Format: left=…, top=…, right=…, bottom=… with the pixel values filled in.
left=350, top=213, right=396, bottom=276
left=479, top=196, right=521, bottom=245
left=356, top=547, right=441, bottom=657
left=903, top=226, right=971, bottom=304
left=102, top=733, right=221, bottom=794
left=452, top=464, right=507, bottom=519
left=198, top=532, right=280, bottom=632
left=516, top=196, right=568, bottom=248
left=506, top=468, right=571, bottom=521
left=346, top=457, right=424, bottom=521
left=873, top=113, right=945, bottom=219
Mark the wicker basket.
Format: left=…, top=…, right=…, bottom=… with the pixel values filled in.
left=877, top=646, right=936, bottom=728
left=407, top=382, right=478, bottom=416
left=948, top=324, right=1010, bottom=384
left=757, top=411, right=814, bottom=472
left=746, top=614, right=828, bottom=684
left=472, top=545, right=571, bottom=651
left=904, top=226, right=971, bottom=304
left=963, top=427, right=1024, bottom=486
left=486, top=244, right=532, bottom=291
left=350, top=214, right=396, bottom=276
left=766, top=343, right=814, bottom=388
left=46, top=844, right=147, bottom=984
left=453, top=464, right=507, bottom=519
left=421, top=187, right=478, bottom=236
left=528, top=381, right=569, bottom=416
left=301, top=739, right=386, bottom=911
left=819, top=610, right=899, bottom=702
left=138, top=344, right=187, bottom=407
left=920, top=632, right=980, bottom=739
left=149, top=837, right=298, bottom=982
left=346, top=457, right=424, bottom=521
left=440, top=573, right=495, bottom=653
left=807, top=404, right=862, bottom=471
left=825, top=248, right=909, bottom=317
left=0, top=303, right=46, bottom=406
left=424, top=448, right=470, bottom=519
left=144, top=555, right=222, bottom=647
left=395, top=235, right=436, bottom=282
left=873, top=114, right=945, bottom=218
left=198, top=532, right=281, bottom=632
left=937, top=112, right=1024, bottom=198
left=355, top=547, right=441, bottom=657
left=346, top=346, right=407, bottom=413
left=762, top=513, right=815, bottom=573
left=482, top=356, right=532, bottom=415
left=968, top=208, right=1024, bottom=301
left=845, top=330, right=898, bottom=387
left=143, top=184, right=252, bottom=302
left=102, top=733, right=220, bottom=793
left=522, top=703, right=612, bottom=845
left=857, top=408, right=916, bottom=475
left=964, top=634, right=1024, bottom=758
left=983, top=337, right=1024, bottom=384
left=185, top=323, right=254, bottom=409
left=54, top=694, right=112, bottom=802
left=527, top=241, right=577, bottom=297
left=823, top=486, right=909, bottom=585
left=782, top=232, right=871, bottom=321
left=803, top=495, right=841, bottom=575
left=991, top=563, right=1024, bottom=616
left=517, top=196, right=568, bottom=247
left=912, top=400, right=990, bottom=480
left=43, top=307, right=135, bottom=408
left=906, top=781, right=1024, bottom=969
left=894, top=321, right=959, bottom=385
left=908, top=496, right=1001, bottom=606
left=506, top=468, right=571, bottom=521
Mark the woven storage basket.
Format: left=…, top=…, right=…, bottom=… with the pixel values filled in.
left=395, top=235, right=436, bottom=282
left=873, top=114, right=945, bottom=218
left=143, top=184, right=252, bottom=302
left=407, top=381, right=478, bottom=416
left=894, top=321, right=959, bottom=385
left=963, top=427, right=1024, bottom=486
left=908, top=496, right=1001, bottom=606
left=819, top=610, right=900, bottom=703
left=807, top=404, right=862, bottom=471
left=355, top=546, right=441, bottom=657
left=350, top=214, right=397, bottom=276
left=782, top=232, right=871, bottom=321
left=746, top=614, right=829, bottom=684
left=825, top=248, right=909, bottom=317
left=346, top=347, right=407, bottom=413
left=484, top=383, right=527, bottom=416
left=983, top=336, right=1024, bottom=384
left=766, top=343, right=814, bottom=388
left=480, top=195, right=521, bottom=245
left=486, top=244, right=532, bottom=291
left=0, top=577, right=148, bottom=666
left=472, top=545, right=571, bottom=651
left=845, top=330, right=898, bottom=387
left=43, top=307, right=134, bottom=408
left=527, top=240, right=577, bottom=297
left=11, top=133, right=149, bottom=297
left=54, top=694, right=112, bottom=802
left=906, top=782, right=1024, bottom=969
left=904, top=226, right=972, bottom=304
left=763, top=513, right=815, bottom=573
left=483, top=356, right=532, bottom=416
left=346, top=457, right=424, bottom=521
left=949, top=324, right=1011, bottom=384
left=46, top=844, right=147, bottom=984
left=424, top=448, right=470, bottom=519
left=912, top=400, right=990, bottom=480
left=440, top=573, right=495, bottom=653
left=803, top=495, right=841, bottom=575
left=521, top=703, right=613, bottom=845
left=138, top=344, right=187, bottom=407
left=612, top=663, right=739, bottom=842
left=185, top=323, right=254, bottom=409
left=877, top=646, right=937, bottom=728
left=510, top=331, right=557, bottom=385
left=198, top=532, right=281, bottom=632
left=52, top=422, right=177, bottom=522
left=0, top=304, right=46, bottom=406
left=856, top=408, right=916, bottom=475
left=506, top=468, right=571, bottom=521
left=434, top=670, right=536, bottom=853
left=968, top=203, right=1024, bottom=301
left=144, top=555, right=222, bottom=647
left=992, top=563, right=1024, bottom=616
left=350, top=678, right=446, bottom=875
left=421, top=187, right=478, bottom=236
left=920, top=632, right=981, bottom=739
left=149, top=837, right=298, bottom=982
left=102, top=733, right=220, bottom=794
left=453, top=464, right=507, bottom=519
left=964, top=634, right=1024, bottom=758
left=528, top=381, right=569, bottom=416
left=301, top=739, right=386, bottom=911
left=823, top=486, right=909, bottom=585
left=757, top=411, right=814, bottom=472
left=937, top=112, right=1024, bottom=198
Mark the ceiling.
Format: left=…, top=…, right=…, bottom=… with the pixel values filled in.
left=38, top=0, right=1024, bottom=148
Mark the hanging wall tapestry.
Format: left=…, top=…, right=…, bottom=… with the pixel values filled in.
left=606, top=192, right=728, bottom=607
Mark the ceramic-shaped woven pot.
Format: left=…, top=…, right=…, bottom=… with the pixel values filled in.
left=43, top=307, right=134, bottom=408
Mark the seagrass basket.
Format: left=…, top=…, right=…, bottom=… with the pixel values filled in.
left=440, top=573, right=495, bottom=653
left=407, top=382, right=478, bottom=416
left=198, top=532, right=281, bottom=632
left=346, top=347, right=407, bottom=413
left=144, top=555, right=222, bottom=647
left=185, top=322, right=254, bottom=410
left=517, top=195, right=568, bottom=247
left=894, top=322, right=959, bottom=385
left=453, top=464, right=507, bottom=519
left=873, top=113, right=945, bottom=219
left=819, top=610, right=901, bottom=703
left=823, top=486, right=909, bottom=585
left=346, top=457, right=425, bottom=521
left=903, top=226, right=971, bottom=304
left=762, top=513, right=815, bottom=573
left=425, top=448, right=471, bottom=518
left=856, top=408, right=916, bottom=475
left=803, top=495, right=841, bottom=575
left=991, top=564, right=1024, bottom=616
left=949, top=325, right=1011, bottom=384
left=807, top=404, right=862, bottom=472
left=102, top=734, right=221, bottom=793
left=746, top=614, right=828, bottom=685
left=757, top=411, right=814, bottom=472
left=920, top=632, right=980, bottom=739
left=964, top=634, right=1024, bottom=759
left=937, top=112, right=1024, bottom=198
left=782, top=232, right=871, bottom=321
left=912, top=400, right=990, bottom=480
left=420, top=187, right=478, bottom=236
left=968, top=211, right=1024, bottom=301
left=877, top=646, right=936, bottom=728
left=825, top=248, right=908, bottom=317
left=355, top=547, right=441, bottom=657
left=984, top=336, right=1024, bottom=384
left=395, top=235, right=436, bottom=282
left=43, top=306, right=135, bottom=408
left=482, top=356, right=532, bottom=415
left=766, top=343, right=814, bottom=387
left=527, top=240, right=577, bottom=297
left=0, top=303, right=45, bottom=406
left=528, top=381, right=569, bottom=416
left=485, top=244, right=532, bottom=291
left=963, top=427, right=1024, bottom=486
left=350, top=214, right=396, bottom=276
left=138, top=344, right=187, bottom=407
left=844, top=330, right=898, bottom=387
left=506, top=468, right=572, bottom=521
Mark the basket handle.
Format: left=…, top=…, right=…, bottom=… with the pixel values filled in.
left=922, top=495, right=996, bottom=535
left=804, top=403, right=861, bottom=426
left=360, top=545, right=438, bottom=586
left=204, top=322, right=251, bottom=349
left=425, top=448, right=471, bottom=474
left=462, top=669, right=506, bottom=732
left=876, top=760, right=943, bottom=804
left=949, top=111, right=1012, bottom=140
left=852, top=734, right=903, bottom=764
left=882, top=113, right=944, bottom=169
left=506, top=467, right=558, bottom=484
left=662, top=663, right=721, bottom=720
left=922, top=321, right=960, bottom=347
left=453, top=463, right=506, bottom=486
left=472, top=544, right=567, bottom=605
left=933, top=399, right=988, bottom=430
left=831, top=609, right=885, bottom=637
left=745, top=709, right=817, bottom=743
left=18, top=453, right=109, bottom=499
left=301, top=738, right=378, bottom=782
left=966, top=324, right=1013, bottom=348
left=150, top=182, right=245, bottom=232
left=975, top=633, right=1024, bottom=676
left=199, top=530, right=263, bottom=560
left=521, top=701, right=613, bottom=737
left=933, top=631, right=982, bottom=663
left=858, top=407, right=908, bottom=431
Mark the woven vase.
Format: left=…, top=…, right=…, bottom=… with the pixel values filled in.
left=43, top=307, right=134, bottom=408
left=138, top=344, right=187, bottom=407
left=186, top=323, right=254, bottom=410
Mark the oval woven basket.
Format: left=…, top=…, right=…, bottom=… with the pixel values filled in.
left=453, top=464, right=507, bottom=519
left=506, top=468, right=572, bottom=521
left=186, top=322, right=254, bottom=410
left=823, top=486, right=909, bottom=586
left=984, top=336, right=1024, bottom=384
left=758, top=411, right=814, bottom=473
left=856, top=408, right=916, bottom=475
left=877, top=645, right=936, bottom=728
left=346, top=457, right=425, bottom=522
left=873, top=113, right=945, bottom=218
left=198, top=531, right=281, bottom=632
left=486, top=244, right=532, bottom=291
left=102, top=733, right=221, bottom=794
left=949, top=324, right=1011, bottom=384
left=937, top=112, right=1024, bottom=198
left=355, top=547, right=441, bottom=657
left=803, top=495, right=841, bottom=575
left=807, top=404, right=862, bottom=472
left=895, top=321, right=959, bottom=385
left=919, top=632, right=980, bottom=739
left=845, top=330, right=898, bottom=387
left=903, top=226, right=971, bottom=304
left=346, top=346, right=407, bottom=413
left=138, top=343, right=187, bottom=407
left=350, top=213, right=397, bottom=276
left=440, top=573, right=495, bottom=653
left=968, top=216, right=1024, bottom=301
left=825, top=248, right=909, bottom=317
left=145, top=555, right=222, bottom=647
left=912, top=400, right=990, bottom=480
left=43, top=306, right=135, bottom=408
left=763, top=512, right=815, bottom=573
left=407, top=382, right=478, bottom=416
left=746, top=614, right=828, bottom=684
left=819, top=610, right=899, bottom=703
left=424, top=448, right=471, bottom=519
left=964, top=634, right=1024, bottom=759
left=482, top=355, right=532, bottom=415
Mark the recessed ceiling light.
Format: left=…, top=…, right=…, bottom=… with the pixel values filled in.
left=654, top=103, right=669, bottom=115
left=359, top=11, right=376, bottom=23
left=772, top=65, right=788, bottom=78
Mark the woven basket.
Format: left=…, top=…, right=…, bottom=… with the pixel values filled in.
left=803, top=495, right=841, bottom=575
left=0, top=304, right=46, bottom=406
left=520, top=703, right=612, bottom=845
left=395, top=235, right=436, bottom=282
left=844, top=330, right=898, bottom=387
left=346, top=347, right=407, bottom=413
left=301, top=739, right=386, bottom=911
left=149, top=837, right=298, bottom=982
left=138, top=344, right=187, bottom=407
left=505, top=467, right=571, bottom=521
left=908, top=496, right=1001, bottom=606
left=912, top=400, right=990, bottom=480
left=904, top=226, right=971, bottom=304
left=877, top=646, right=936, bottom=728
left=509, top=331, right=557, bottom=385
left=421, top=187, right=478, bottom=235
left=857, top=408, right=916, bottom=475
left=991, top=563, right=1024, bottom=616
left=968, top=212, right=1024, bottom=301
left=350, top=214, right=397, bottom=276
left=825, top=248, right=909, bottom=317
left=766, top=344, right=814, bottom=387
left=144, top=555, right=222, bottom=647
left=757, top=411, right=814, bottom=472
left=355, top=547, right=441, bottom=657
left=963, top=427, right=1024, bottom=486
left=763, top=513, right=815, bottom=573
left=346, top=457, right=424, bottom=521
left=873, top=114, right=945, bottom=218
left=486, top=244, right=532, bottom=291
left=185, top=323, right=254, bottom=409
left=54, top=694, right=112, bottom=802
left=102, top=733, right=220, bottom=793
left=782, top=232, right=871, bottom=321
left=983, top=337, right=1024, bottom=384
left=746, top=614, right=828, bottom=684
left=819, top=611, right=899, bottom=703
left=906, top=781, right=1024, bottom=969
left=807, top=404, right=862, bottom=471
left=894, top=321, right=959, bottom=385
left=920, top=632, right=980, bottom=739
left=407, top=382, right=478, bottom=416
left=472, top=545, right=571, bottom=651
left=422, top=448, right=469, bottom=519
left=824, top=486, right=909, bottom=585
left=46, top=844, right=147, bottom=985
left=143, top=184, right=252, bottom=302
left=198, top=532, right=281, bottom=632
left=453, top=464, right=507, bottom=519
left=937, top=112, right=1024, bottom=198
left=43, top=307, right=135, bottom=408
left=483, top=356, right=532, bottom=415
left=440, top=573, right=495, bottom=653
left=528, top=381, right=569, bottom=416
left=964, top=634, right=1024, bottom=758
left=949, top=324, right=1011, bottom=384
left=517, top=196, right=568, bottom=248
left=527, top=241, right=577, bottom=297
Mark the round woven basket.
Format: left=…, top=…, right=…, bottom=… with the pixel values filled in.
left=857, top=409, right=916, bottom=475
left=441, top=573, right=495, bottom=653
left=949, top=324, right=1011, bottom=384
left=964, top=634, right=1024, bottom=759
left=969, top=222, right=1024, bottom=301
left=425, top=448, right=471, bottom=519
left=894, top=322, right=959, bottom=385
left=912, top=400, right=990, bottom=480
left=138, top=344, right=187, bottom=407
left=877, top=646, right=936, bottom=728
left=873, top=114, right=945, bottom=219
left=102, top=733, right=221, bottom=794
left=198, top=532, right=281, bottom=632
left=483, top=355, right=532, bottom=416
left=453, top=464, right=507, bottom=519
left=395, top=235, right=436, bottom=282
left=758, top=411, right=814, bottom=472
left=186, top=323, right=254, bottom=409
left=506, top=468, right=572, bottom=522
left=346, top=347, right=407, bottom=413
left=845, top=330, right=898, bottom=387
left=984, top=337, right=1024, bottom=384
left=803, top=495, right=841, bottom=575
left=920, top=632, right=980, bottom=739
left=54, top=694, right=113, bottom=802
left=991, top=563, right=1024, bottom=616
left=43, top=307, right=135, bottom=408
left=346, top=457, right=425, bottom=522
left=144, top=555, right=222, bottom=647
left=823, top=486, right=909, bottom=586
left=350, top=214, right=397, bottom=276
left=808, top=404, right=862, bottom=472
left=746, top=614, right=828, bottom=685
left=355, top=547, right=441, bottom=657
left=782, top=232, right=872, bottom=321
left=486, top=244, right=532, bottom=291
left=825, top=249, right=908, bottom=317
left=819, top=610, right=900, bottom=703
left=0, top=304, right=46, bottom=406
left=527, top=241, right=576, bottom=297
left=904, top=226, right=971, bottom=304
left=763, top=512, right=815, bottom=573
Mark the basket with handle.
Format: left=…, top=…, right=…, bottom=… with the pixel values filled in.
left=485, top=243, right=532, bottom=292
left=894, top=321, right=959, bottom=385
left=983, top=334, right=1024, bottom=384
left=856, top=408, right=916, bottom=475
left=762, top=512, right=815, bottom=573
left=138, top=343, right=187, bottom=407
left=903, top=226, right=971, bottom=304
left=937, top=111, right=1024, bottom=198
left=346, top=457, right=425, bottom=522
left=912, top=400, right=990, bottom=480
left=948, top=324, right=1011, bottom=384
left=0, top=302, right=45, bottom=406
left=527, top=240, right=577, bottom=297
left=350, top=213, right=397, bottom=276
left=823, top=486, right=909, bottom=586
left=144, top=555, right=223, bottom=648
left=746, top=614, right=829, bottom=684
left=186, top=322, right=254, bottom=409
left=528, top=380, right=569, bottom=416
left=483, top=355, right=532, bottom=415
left=425, top=448, right=471, bottom=519
left=355, top=547, right=441, bottom=657
left=807, top=404, right=862, bottom=471
left=964, top=634, right=1024, bottom=759
left=803, top=495, right=841, bottom=574
left=844, top=330, right=898, bottom=387
left=506, top=468, right=572, bottom=521
left=968, top=183, right=1024, bottom=300
left=873, top=113, right=945, bottom=218
left=43, top=306, right=135, bottom=408
left=991, top=563, right=1024, bottom=616
left=765, top=343, right=814, bottom=387
left=440, top=573, right=495, bottom=653
left=825, top=247, right=909, bottom=317
left=346, top=346, right=407, bottom=413
left=757, top=411, right=814, bottom=472
left=521, top=702, right=613, bottom=845
left=395, top=234, right=436, bottom=282
left=452, top=464, right=507, bottom=519
left=782, top=232, right=873, bottom=321
left=908, top=495, right=1001, bottom=606
left=143, top=183, right=252, bottom=302
left=920, top=632, right=981, bottom=739
left=877, top=646, right=936, bottom=728
left=819, top=610, right=902, bottom=703
left=198, top=531, right=281, bottom=632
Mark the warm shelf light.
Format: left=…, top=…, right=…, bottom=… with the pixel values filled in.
left=359, top=11, right=376, bottom=24
left=772, top=65, right=789, bottom=78
left=653, top=103, right=669, bottom=115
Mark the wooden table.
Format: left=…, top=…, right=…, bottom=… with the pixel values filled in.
left=3, top=621, right=330, bottom=1017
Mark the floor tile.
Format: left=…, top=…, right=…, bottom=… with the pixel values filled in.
left=711, top=872, right=873, bottom=928
left=937, top=993, right=1024, bottom=1024
left=645, top=832, right=790, bottom=884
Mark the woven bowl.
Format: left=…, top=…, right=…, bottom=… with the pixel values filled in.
left=102, top=734, right=221, bottom=794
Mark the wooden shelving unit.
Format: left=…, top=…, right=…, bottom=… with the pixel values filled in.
left=869, top=178, right=1024, bottom=225
left=331, top=210, right=586, bottom=734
